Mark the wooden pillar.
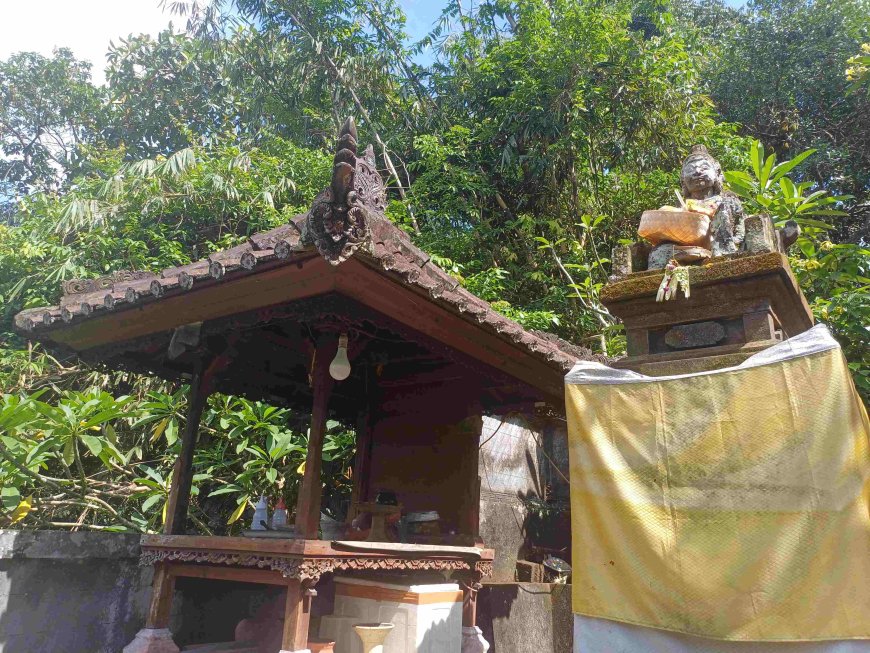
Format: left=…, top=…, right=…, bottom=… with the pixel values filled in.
left=347, top=394, right=375, bottom=524
left=462, top=577, right=481, bottom=628
left=458, top=414, right=483, bottom=542
left=145, top=563, right=176, bottom=629
left=163, top=362, right=210, bottom=535
left=294, top=340, right=335, bottom=539
left=281, top=579, right=315, bottom=652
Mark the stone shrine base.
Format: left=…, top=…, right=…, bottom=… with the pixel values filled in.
left=601, top=252, right=813, bottom=376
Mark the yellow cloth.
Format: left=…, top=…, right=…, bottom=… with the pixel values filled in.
left=566, top=326, right=870, bottom=641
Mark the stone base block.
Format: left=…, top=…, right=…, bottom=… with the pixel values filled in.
left=461, top=626, right=490, bottom=653
left=123, top=628, right=181, bottom=653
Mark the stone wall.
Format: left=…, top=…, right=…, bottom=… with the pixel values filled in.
left=0, top=530, right=276, bottom=652
left=0, top=530, right=152, bottom=653
left=479, top=582, right=573, bottom=653
left=478, top=415, right=571, bottom=581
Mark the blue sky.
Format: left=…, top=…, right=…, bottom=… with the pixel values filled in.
left=0, top=0, right=747, bottom=83
left=397, top=0, right=747, bottom=44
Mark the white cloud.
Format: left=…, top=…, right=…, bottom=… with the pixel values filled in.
left=0, top=0, right=178, bottom=84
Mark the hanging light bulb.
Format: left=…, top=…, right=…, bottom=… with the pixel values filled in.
left=329, top=333, right=351, bottom=381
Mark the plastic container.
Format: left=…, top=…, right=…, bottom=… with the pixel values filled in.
left=271, top=497, right=288, bottom=529
left=250, top=495, right=269, bottom=531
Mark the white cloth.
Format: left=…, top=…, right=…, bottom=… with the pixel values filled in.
left=575, top=615, right=870, bottom=653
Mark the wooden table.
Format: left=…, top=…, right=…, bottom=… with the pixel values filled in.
left=136, top=535, right=494, bottom=653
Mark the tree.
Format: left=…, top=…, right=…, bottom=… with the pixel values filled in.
left=700, top=0, right=870, bottom=242
left=2, top=0, right=867, bottom=532
left=410, top=0, right=744, bottom=350
left=0, top=50, right=103, bottom=214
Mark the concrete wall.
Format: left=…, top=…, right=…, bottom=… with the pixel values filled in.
left=478, top=415, right=571, bottom=581
left=0, top=530, right=152, bottom=653
left=479, top=582, right=573, bottom=653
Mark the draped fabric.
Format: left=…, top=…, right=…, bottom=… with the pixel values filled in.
left=566, top=325, right=870, bottom=643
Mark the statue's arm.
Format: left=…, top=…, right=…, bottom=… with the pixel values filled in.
left=723, top=193, right=746, bottom=248
left=710, top=193, right=746, bottom=256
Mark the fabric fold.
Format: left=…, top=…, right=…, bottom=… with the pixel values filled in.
left=566, top=324, right=870, bottom=642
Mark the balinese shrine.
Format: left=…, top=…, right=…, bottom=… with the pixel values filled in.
left=15, top=119, right=595, bottom=653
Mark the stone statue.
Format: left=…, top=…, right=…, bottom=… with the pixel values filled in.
left=680, top=145, right=745, bottom=257
left=608, top=144, right=799, bottom=280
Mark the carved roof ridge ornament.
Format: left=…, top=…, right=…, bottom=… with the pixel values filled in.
left=305, top=116, right=388, bottom=265
left=62, top=270, right=156, bottom=297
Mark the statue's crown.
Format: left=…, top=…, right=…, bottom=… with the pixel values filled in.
left=684, top=144, right=718, bottom=166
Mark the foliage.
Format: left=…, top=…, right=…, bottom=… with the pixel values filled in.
left=1, top=134, right=330, bottom=319
left=725, top=141, right=869, bottom=398
left=0, top=50, right=103, bottom=210
left=699, top=0, right=870, bottom=243
left=0, top=377, right=356, bottom=532
left=1, top=0, right=868, bottom=531
left=846, top=43, right=870, bottom=95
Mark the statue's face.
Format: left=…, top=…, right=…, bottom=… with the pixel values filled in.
left=681, top=157, right=719, bottom=195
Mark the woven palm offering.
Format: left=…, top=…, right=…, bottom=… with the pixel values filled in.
left=638, top=209, right=711, bottom=247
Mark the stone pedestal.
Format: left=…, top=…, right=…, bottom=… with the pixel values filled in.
left=602, top=252, right=813, bottom=376
left=122, top=628, right=180, bottom=653
left=461, top=626, right=490, bottom=653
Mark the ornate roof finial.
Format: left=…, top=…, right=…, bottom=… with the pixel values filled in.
left=305, top=117, right=387, bottom=265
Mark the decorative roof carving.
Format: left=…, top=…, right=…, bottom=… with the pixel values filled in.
left=306, top=117, right=387, bottom=265
left=13, top=117, right=601, bottom=374
left=62, top=270, right=155, bottom=296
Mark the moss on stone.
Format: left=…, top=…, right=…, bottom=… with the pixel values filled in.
left=601, top=252, right=789, bottom=303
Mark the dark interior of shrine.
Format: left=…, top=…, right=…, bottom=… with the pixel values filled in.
left=86, top=293, right=552, bottom=421
left=79, top=292, right=551, bottom=542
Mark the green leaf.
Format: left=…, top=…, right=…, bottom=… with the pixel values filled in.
left=759, top=153, right=775, bottom=189
left=164, top=419, right=178, bottom=445
left=769, top=149, right=816, bottom=183
left=79, top=433, right=103, bottom=456
left=266, top=467, right=277, bottom=484
left=207, top=485, right=241, bottom=497
left=141, top=494, right=162, bottom=513
left=798, top=240, right=816, bottom=258
left=750, top=140, right=763, bottom=180
left=1, top=486, right=21, bottom=511
left=62, top=438, right=75, bottom=466
left=103, top=423, right=117, bottom=445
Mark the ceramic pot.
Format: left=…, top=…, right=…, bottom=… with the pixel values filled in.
left=352, top=622, right=394, bottom=653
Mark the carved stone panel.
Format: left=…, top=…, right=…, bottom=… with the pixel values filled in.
left=664, top=321, right=726, bottom=350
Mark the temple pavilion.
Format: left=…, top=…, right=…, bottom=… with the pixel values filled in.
left=15, top=118, right=595, bottom=653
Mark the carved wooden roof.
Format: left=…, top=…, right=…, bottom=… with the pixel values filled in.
left=14, top=118, right=597, bottom=382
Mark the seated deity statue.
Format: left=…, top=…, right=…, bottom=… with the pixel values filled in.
left=610, top=145, right=797, bottom=279
left=680, top=145, right=745, bottom=257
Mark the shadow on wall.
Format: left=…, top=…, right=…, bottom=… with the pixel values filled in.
left=478, top=414, right=571, bottom=582
left=0, top=530, right=279, bottom=653
left=478, top=582, right=573, bottom=653
left=0, top=530, right=152, bottom=653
